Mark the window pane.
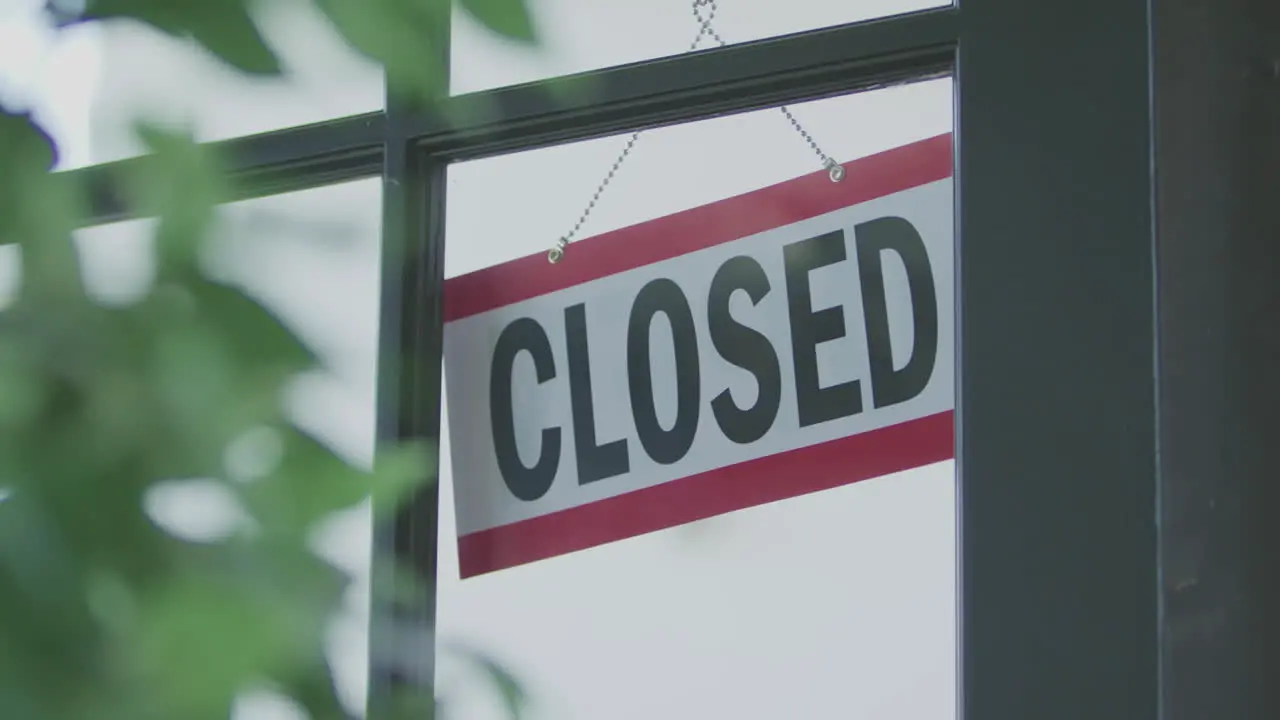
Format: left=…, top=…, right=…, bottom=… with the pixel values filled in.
left=451, top=0, right=950, bottom=94
left=70, top=179, right=383, bottom=717
left=438, top=79, right=954, bottom=719
left=71, top=1, right=381, bottom=167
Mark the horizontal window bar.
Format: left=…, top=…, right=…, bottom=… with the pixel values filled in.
left=78, top=113, right=386, bottom=225
left=416, top=6, right=958, bottom=160
left=70, top=5, right=957, bottom=225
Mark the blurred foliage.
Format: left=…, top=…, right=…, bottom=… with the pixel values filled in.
left=0, top=0, right=539, bottom=718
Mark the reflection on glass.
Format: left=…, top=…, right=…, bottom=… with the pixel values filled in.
left=70, top=179, right=383, bottom=718
left=438, top=79, right=955, bottom=719
left=451, top=0, right=949, bottom=94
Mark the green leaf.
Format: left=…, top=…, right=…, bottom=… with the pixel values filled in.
left=0, top=108, right=57, bottom=182
left=0, top=7, right=538, bottom=715
left=458, top=0, right=537, bottom=43
left=0, top=496, right=100, bottom=692
left=238, top=426, right=373, bottom=535
left=384, top=687, right=439, bottom=720
left=0, top=107, right=85, bottom=297
left=127, top=576, right=288, bottom=715
left=273, top=656, right=349, bottom=720
left=120, top=124, right=230, bottom=274
left=0, top=340, right=49, bottom=430
left=122, top=541, right=345, bottom=718
left=370, top=556, right=433, bottom=613
left=369, top=440, right=435, bottom=518
left=237, top=429, right=431, bottom=537
left=183, top=277, right=318, bottom=377
left=445, top=643, right=527, bottom=720
left=315, top=0, right=450, bottom=101
left=84, top=0, right=281, bottom=75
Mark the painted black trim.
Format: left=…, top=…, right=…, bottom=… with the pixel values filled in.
left=414, top=7, right=957, bottom=160
left=367, top=4, right=452, bottom=715
left=367, top=145, right=446, bottom=718
left=956, top=1, right=1159, bottom=718
left=80, top=113, right=385, bottom=225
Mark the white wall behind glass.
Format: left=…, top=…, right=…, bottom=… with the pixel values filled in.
left=438, top=79, right=955, bottom=720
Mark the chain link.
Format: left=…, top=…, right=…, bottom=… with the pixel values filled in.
left=549, top=0, right=843, bottom=263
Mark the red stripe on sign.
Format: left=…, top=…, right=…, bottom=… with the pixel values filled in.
left=457, top=410, right=954, bottom=579
left=444, top=133, right=953, bottom=322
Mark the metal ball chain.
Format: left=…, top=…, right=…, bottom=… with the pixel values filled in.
left=547, top=131, right=640, bottom=264
left=549, top=0, right=844, bottom=263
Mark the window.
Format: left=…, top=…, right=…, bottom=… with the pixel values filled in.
left=436, top=80, right=955, bottom=719
left=26, top=3, right=1166, bottom=719
left=451, top=0, right=951, bottom=94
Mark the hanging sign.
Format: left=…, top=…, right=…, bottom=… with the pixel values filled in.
left=443, top=134, right=955, bottom=578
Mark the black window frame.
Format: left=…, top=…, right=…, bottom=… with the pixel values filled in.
left=64, top=1, right=1199, bottom=718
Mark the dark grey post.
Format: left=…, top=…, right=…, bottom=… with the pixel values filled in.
left=957, top=1, right=1159, bottom=718
left=1151, top=0, right=1280, bottom=718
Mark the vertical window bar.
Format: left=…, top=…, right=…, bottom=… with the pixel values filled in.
left=369, top=13, right=450, bottom=718
left=956, top=1, right=1160, bottom=718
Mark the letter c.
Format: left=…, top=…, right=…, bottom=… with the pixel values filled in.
left=490, top=317, right=561, bottom=501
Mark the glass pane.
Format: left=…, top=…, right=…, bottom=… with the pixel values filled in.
left=70, top=179, right=384, bottom=718
left=0, top=0, right=383, bottom=168
left=438, top=78, right=954, bottom=719
left=451, top=0, right=950, bottom=94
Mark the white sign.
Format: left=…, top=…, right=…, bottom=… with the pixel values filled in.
left=443, top=135, right=955, bottom=578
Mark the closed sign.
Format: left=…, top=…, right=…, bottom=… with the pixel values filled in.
left=443, top=135, right=955, bottom=578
